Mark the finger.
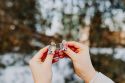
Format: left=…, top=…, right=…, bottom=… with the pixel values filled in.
left=63, top=47, right=76, bottom=60
left=67, top=41, right=83, bottom=49
left=44, top=53, right=54, bottom=64
left=33, top=46, right=49, bottom=60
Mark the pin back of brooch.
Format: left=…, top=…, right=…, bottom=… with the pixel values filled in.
left=60, top=40, right=67, bottom=51
left=48, top=42, right=56, bottom=55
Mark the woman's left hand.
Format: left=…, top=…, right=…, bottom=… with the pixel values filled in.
left=29, top=46, right=54, bottom=83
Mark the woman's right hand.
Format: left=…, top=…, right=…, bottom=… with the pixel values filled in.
left=64, top=41, right=96, bottom=83
left=29, top=46, right=54, bottom=83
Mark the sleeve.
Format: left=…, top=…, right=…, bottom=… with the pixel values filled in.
left=90, top=72, right=115, bottom=83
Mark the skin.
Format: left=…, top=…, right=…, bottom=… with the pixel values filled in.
left=29, top=46, right=54, bottom=83
left=29, top=41, right=96, bottom=83
left=64, top=41, right=96, bottom=83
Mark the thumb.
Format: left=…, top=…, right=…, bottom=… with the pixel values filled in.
left=44, top=54, right=54, bottom=64
left=64, top=47, right=76, bottom=60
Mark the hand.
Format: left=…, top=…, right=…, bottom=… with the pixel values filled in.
left=64, top=41, right=96, bottom=83
left=29, top=46, right=54, bottom=83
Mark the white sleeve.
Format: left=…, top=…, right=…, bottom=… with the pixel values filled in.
left=90, top=72, right=114, bottom=83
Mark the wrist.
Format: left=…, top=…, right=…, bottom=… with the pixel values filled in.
left=81, top=66, right=96, bottom=83
left=35, top=80, right=51, bottom=83
left=34, top=78, right=51, bottom=83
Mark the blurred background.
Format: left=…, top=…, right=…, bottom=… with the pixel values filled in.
left=0, top=0, right=125, bottom=83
